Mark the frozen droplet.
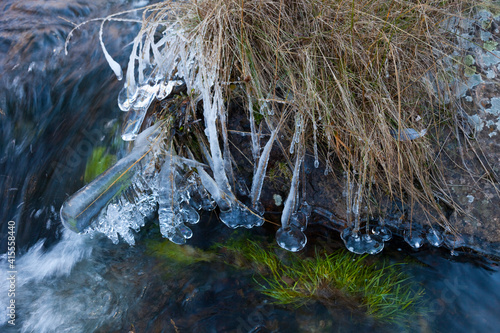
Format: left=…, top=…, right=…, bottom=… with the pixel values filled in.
left=276, top=225, right=307, bottom=252
left=341, top=227, right=384, bottom=254
left=179, top=202, right=200, bottom=224
left=314, top=159, right=319, bottom=168
left=361, top=234, right=384, bottom=255
left=167, top=228, right=189, bottom=245
left=404, top=226, right=426, bottom=249
left=372, top=225, right=392, bottom=241
left=426, top=228, right=443, bottom=247
left=178, top=224, right=193, bottom=239
left=341, top=227, right=365, bottom=255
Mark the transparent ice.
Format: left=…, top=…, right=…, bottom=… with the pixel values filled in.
left=426, top=227, right=444, bottom=247
left=404, top=225, right=426, bottom=249
left=60, top=123, right=163, bottom=234
left=276, top=149, right=307, bottom=251
left=341, top=227, right=384, bottom=255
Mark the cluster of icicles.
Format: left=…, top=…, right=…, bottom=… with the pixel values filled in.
left=332, top=181, right=463, bottom=255
left=60, top=13, right=432, bottom=253
left=59, top=116, right=308, bottom=251
left=60, top=18, right=311, bottom=250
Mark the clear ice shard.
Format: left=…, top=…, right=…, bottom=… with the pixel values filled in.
left=60, top=123, right=163, bottom=233
left=157, top=80, right=184, bottom=100
left=122, top=107, right=148, bottom=141
left=118, top=85, right=138, bottom=112
left=121, top=84, right=160, bottom=141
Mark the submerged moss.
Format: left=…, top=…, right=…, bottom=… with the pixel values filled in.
left=84, top=147, right=116, bottom=183
left=146, top=239, right=217, bottom=265
left=221, top=238, right=425, bottom=323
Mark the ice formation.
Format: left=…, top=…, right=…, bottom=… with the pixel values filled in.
left=60, top=123, right=163, bottom=234
left=61, top=6, right=467, bottom=254
left=276, top=147, right=308, bottom=252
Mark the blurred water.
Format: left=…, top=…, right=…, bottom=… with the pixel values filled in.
left=0, top=0, right=147, bottom=251
left=1, top=0, right=500, bottom=332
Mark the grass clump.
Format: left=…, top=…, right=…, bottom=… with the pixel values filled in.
left=118, top=0, right=491, bottom=229
left=67, top=0, right=500, bottom=246
left=221, top=238, right=425, bottom=323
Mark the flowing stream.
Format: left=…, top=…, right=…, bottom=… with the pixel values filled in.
left=1, top=1, right=500, bottom=332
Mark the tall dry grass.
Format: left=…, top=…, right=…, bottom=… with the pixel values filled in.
left=97, top=0, right=494, bottom=230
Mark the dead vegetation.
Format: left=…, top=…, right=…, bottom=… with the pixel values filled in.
left=77, top=0, right=499, bottom=235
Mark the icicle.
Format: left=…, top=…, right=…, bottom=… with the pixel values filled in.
left=276, top=149, right=307, bottom=252
left=99, top=19, right=123, bottom=80
left=124, top=30, right=142, bottom=97
left=313, top=120, right=319, bottom=168
left=185, top=147, right=219, bottom=212
left=248, top=95, right=260, bottom=163
left=201, top=84, right=232, bottom=196
left=157, top=148, right=192, bottom=244
left=372, top=219, right=392, bottom=241
left=250, top=128, right=278, bottom=208
left=342, top=182, right=384, bottom=254
left=60, top=123, right=163, bottom=233
left=197, top=167, right=231, bottom=211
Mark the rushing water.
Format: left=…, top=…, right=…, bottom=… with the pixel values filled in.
left=1, top=0, right=500, bottom=332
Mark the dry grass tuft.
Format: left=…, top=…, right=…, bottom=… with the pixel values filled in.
left=104, top=0, right=494, bottom=231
